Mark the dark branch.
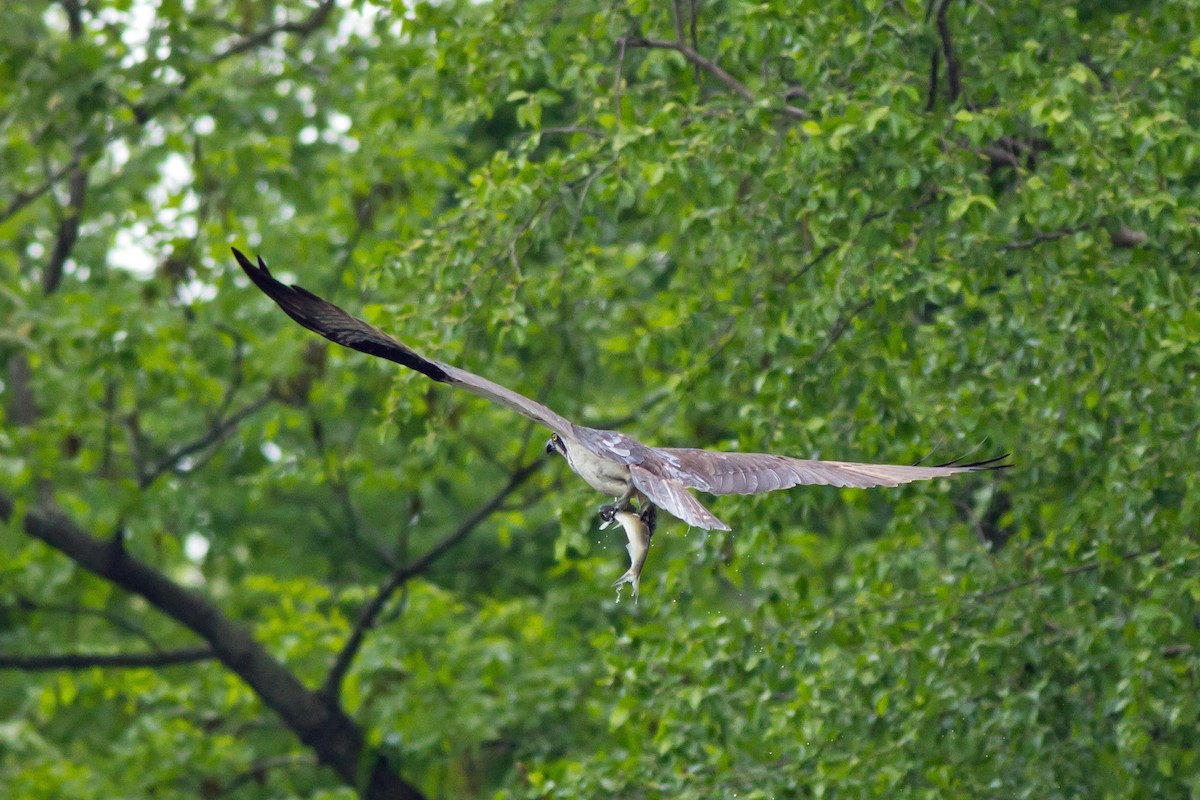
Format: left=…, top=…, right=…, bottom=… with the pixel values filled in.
left=43, top=160, right=89, bottom=295
left=795, top=244, right=838, bottom=281
left=213, top=0, right=337, bottom=62
left=618, top=36, right=809, bottom=120
left=687, top=0, right=700, bottom=81
left=925, top=48, right=940, bottom=112
left=981, top=143, right=1021, bottom=169
left=535, top=126, right=605, bottom=138
left=834, top=548, right=1164, bottom=621
left=934, top=0, right=962, bottom=104
left=0, top=490, right=425, bottom=800
left=0, top=157, right=81, bottom=226
left=968, top=549, right=1156, bottom=603
left=61, top=0, right=83, bottom=38
left=138, top=393, right=272, bottom=488
left=39, top=0, right=88, bottom=294
left=7, top=594, right=163, bottom=650
left=6, top=355, right=38, bottom=426
left=808, top=297, right=874, bottom=366
left=322, top=459, right=543, bottom=702
left=671, top=0, right=687, bottom=44
left=216, top=754, right=316, bottom=797
left=1109, top=224, right=1147, bottom=249
left=0, top=646, right=214, bottom=672
left=1002, top=222, right=1093, bottom=251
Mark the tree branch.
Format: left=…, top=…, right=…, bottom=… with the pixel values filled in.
left=0, top=646, right=214, bottom=672
left=38, top=0, right=89, bottom=294
left=671, top=0, right=687, bottom=45
left=967, top=548, right=1158, bottom=604
left=808, top=297, right=874, bottom=366
left=6, top=594, right=164, bottom=650
left=816, top=548, right=1165, bottom=624
left=213, top=0, right=337, bottom=62
left=43, top=159, right=89, bottom=295
left=618, top=36, right=809, bottom=120
left=6, top=354, right=37, bottom=426
left=925, top=48, right=940, bottom=112
left=934, top=0, right=962, bottom=105
left=0, top=156, right=82, bottom=225
left=322, top=459, right=543, bottom=702
left=138, top=393, right=272, bottom=488
left=215, top=754, right=315, bottom=797
left=1002, top=222, right=1092, bottom=251
left=0, top=490, right=425, bottom=800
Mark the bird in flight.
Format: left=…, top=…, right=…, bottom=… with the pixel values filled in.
left=233, top=248, right=1008, bottom=547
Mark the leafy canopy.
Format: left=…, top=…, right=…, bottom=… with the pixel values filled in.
left=1, top=0, right=1198, bottom=797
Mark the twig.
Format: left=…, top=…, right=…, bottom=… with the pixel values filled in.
left=833, top=547, right=1163, bottom=623
left=618, top=36, right=809, bottom=120
left=1, top=156, right=80, bottom=224
left=569, top=40, right=627, bottom=238
left=794, top=244, right=838, bottom=282
left=139, top=393, right=272, bottom=488
left=215, top=754, right=316, bottom=797
left=808, top=297, right=874, bottom=366
left=321, top=459, right=542, bottom=702
left=8, top=595, right=163, bottom=650
left=5, top=355, right=37, bottom=426
left=687, top=0, right=700, bottom=80
left=212, top=324, right=247, bottom=420
left=310, top=413, right=398, bottom=569
left=0, top=646, right=214, bottom=672
left=212, top=0, right=337, bottom=62
left=35, top=1, right=86, bottom=294
left=1002, top=222, right=1092, bottom=251
left=531, top=126, right=604, bottom=138
left=671, top=0, right=687, bottom=45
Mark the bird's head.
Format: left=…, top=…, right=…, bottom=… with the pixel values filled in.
left=545, top=433, right=566, bottom=457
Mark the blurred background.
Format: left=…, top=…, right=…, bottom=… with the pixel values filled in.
left=1, top=0, right=1197, bottom=797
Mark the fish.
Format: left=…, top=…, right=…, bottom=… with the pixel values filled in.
left=600, top=508, right=653, bottom=603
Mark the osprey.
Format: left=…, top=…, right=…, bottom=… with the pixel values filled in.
left=233, top=248, right=1008, bottom=539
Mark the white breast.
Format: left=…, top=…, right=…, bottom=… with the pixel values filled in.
left=565, top=446, right=631, bottom=496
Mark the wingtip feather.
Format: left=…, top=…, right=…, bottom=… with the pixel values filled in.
left=231, top=246, right=269, bottom=280
left=934, top=451, right=1012, bottom=471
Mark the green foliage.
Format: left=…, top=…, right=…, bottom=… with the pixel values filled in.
left=2, top=0, right=1198, bottom=797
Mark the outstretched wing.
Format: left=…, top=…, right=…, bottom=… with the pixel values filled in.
left=650, top=449, right=1010, bottom=495
left=233, top=248, right=574, bottom=434
left=628, top=464, right=731, bottom=531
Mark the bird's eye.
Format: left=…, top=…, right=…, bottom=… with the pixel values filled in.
left=552, top=434, right=559, bottom=443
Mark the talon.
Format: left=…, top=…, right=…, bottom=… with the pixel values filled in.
left=598, top=504, right=617, bottom=530
left=638, top=503, right=657, bottom=537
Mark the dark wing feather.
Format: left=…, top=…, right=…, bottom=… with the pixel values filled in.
left=233, top=248, right=574, bottom=434
left=628, top=465, right=730, bottom=531
left=652, top=449, right=1010, bottom=495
